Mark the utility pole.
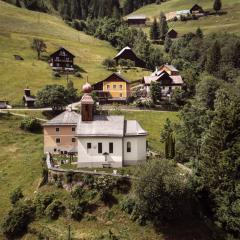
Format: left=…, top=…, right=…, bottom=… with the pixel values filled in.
left=67, top=224, right=71, bottom=240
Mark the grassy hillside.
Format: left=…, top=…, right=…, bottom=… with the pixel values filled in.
left=0, top=1, right=149, bottom=105
left=0, top=112, right=213, bottom=240
left=128, top=0, right=240, bottom=36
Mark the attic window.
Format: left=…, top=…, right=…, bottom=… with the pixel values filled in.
left=56, top=127, right=60, bottom=132
left=72, top=127, right=76, bottom=132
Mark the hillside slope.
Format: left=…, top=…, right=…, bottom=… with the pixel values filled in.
left=0, top=1, right=149, bottom=105
left=128, top=0, right=240, bottom=36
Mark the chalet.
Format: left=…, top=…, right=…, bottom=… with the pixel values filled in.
left=190, top=4, right=204, bottom=14
left=126, top=15, right=147, bottom=26
left=143, top=65, right=183, bottom=97
left=49, top=47, right=75, bottom=72
left=114, top=46, right=145, bottom=68
left=23, top=88, right=36, bottom=108
left=43, top=83, right=147, bottom=168
left=92, top=72, right=131, bottom=103
left=167, top=29, right=178, bottom=39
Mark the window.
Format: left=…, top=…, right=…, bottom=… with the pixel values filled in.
left=87, top=143, right=91, bottom=149
left=119, top=85, right=123, bottom=90
left=72, top=138, right=76, bottom=143
left=119, top=93, right=123, bottom=98
left=127, top=142, right=131, bottom=153
left=109, top=142, right=113, bottom=153
left=56, top=138, right=61, bottom=143
left=72, top=127, right=75, bottom=132
left=113, top=85, right=116, bottom=89
left=162, top=86, right=165, bottom=90
left=98, top=143, right=102, bottom=154
left=56, top=57, right=59, bottom=61
left=56, top=127, right=60, bottom=132
left=107, top=85, right=110, bottom=90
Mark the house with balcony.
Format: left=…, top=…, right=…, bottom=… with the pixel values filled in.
left=49, top=47, right=75, bottom=72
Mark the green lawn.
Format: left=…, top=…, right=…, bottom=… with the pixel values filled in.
left=0, top=1, right=150, bottom=106
left=128, top=0, right=240, bottom=36
left=0, top=114, right=43, bottom=220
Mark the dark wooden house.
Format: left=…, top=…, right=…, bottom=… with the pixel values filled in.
left=49, top=47, right=75, bottom=72
left=190, top=4, right=204, bottom=14
left=127, top=15, right=147, bottom=26
left=167, top=29, right=178, bottom=39
left=114, top=47, right=146, bottom=68
left=23, top=88, right=36, bottom=108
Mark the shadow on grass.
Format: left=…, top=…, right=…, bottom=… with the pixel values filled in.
left=74, top=64, right=87, bottom=73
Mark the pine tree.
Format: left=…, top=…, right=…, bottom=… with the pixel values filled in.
left=123, top=0, right=134, bottom=15
left=196, top=27, right=203, bottom=39
left=159, top=12, right=168, bottom=40
left=205, top=40, right=221, bottom=74
left=164, top=35, right=172, bottom=52
left=213, top=0, right=222, bottom=14
left=150, top=17, right=159, bottom=41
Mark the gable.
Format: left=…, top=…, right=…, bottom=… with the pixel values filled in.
left=50, top=48, right=75, bottom=58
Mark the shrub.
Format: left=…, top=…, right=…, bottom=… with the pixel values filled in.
left=82, top=174, right=95, bottom=188
left=2, top=201, right=35, bottom=238
left=71, top=185, right=85, bottom=199
left=94, top=176, right=116, bottom=202
left=45, top=200, right=65, bottom=220
left=10, top=187, right=24, bottom=205
left=20, top=117, right=42, bottom=133
left=120, top=197, right=135, bottom=214
left=35, top=193, right=55, bottom=217
left=52, top=71, right=61, bottom=78
left=102, top=58, right=116, bottom=69
left=74, top=71, right=82, bottom=78
left=69, top=201, right=88, bottom=221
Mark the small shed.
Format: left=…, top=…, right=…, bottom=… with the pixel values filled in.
left=0, top=101, right=8, bottom=109
left=190, top=4, right=204, bottom=14
left=23, top=88, right=36, bottom=108
left=13, top=55, right=24, bottom=60
left=126, top=15, right=147, bottom=25
left=114, top=46, right=145, bottom=68
left=167, top=29, right=178, bottom=39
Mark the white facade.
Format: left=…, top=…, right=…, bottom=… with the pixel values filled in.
left=77, top=136, right=147, bottom=168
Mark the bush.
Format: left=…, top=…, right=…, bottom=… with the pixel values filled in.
left=2, top=201, right=35, bottom=238
left=74, top=71, right=82, bottom=78
left=10, top=187, right=24, bottom=205
left=69, top=201, right=88, bottom=221
left=52, top=71, right=61, bottom=78
left=71, top=185, right=85, bottom=199
left=133, top=159, right=192, bottom=225
left=35, top=193, right=55, bottom=217
left=120, top=197, right=135, bottom=214
left=102, top=58, right=116, bottom=69
left=82, top=174, right=95, bottom=188
left=94, top=176, right=116, bottom=202
left=20, top=117, right=42, bottom=133
left=118, top=59, right=135, bottom=68
left=45, top=200, right=65, bottom=220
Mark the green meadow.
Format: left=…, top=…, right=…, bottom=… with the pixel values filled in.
left=0, top=1, right=150, bottom=105
left=128, top=0, right=240, bottom=36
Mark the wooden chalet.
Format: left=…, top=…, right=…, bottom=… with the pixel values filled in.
left=190, top=4, right=204, bottom=14
left=114, top=46, right=146, bottom=68
left=92, top=72, right=131, bottom=103
left=143, top=65, right=183, bottom=97
left=49, top=47, right=75, bottom=72
left=23, top=88, right=36, bottom=108
left=167, top=29, right=178, bottom=39
left=126, top=15, right=147, bottom=26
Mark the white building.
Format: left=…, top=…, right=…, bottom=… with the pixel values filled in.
left=43, top=83, right=148, bottom=168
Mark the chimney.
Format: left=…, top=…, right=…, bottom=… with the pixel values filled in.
left=24, top=88, right=31, bottom=97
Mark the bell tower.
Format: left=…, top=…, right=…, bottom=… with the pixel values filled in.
left=81, top=82, right=94, bottom=121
